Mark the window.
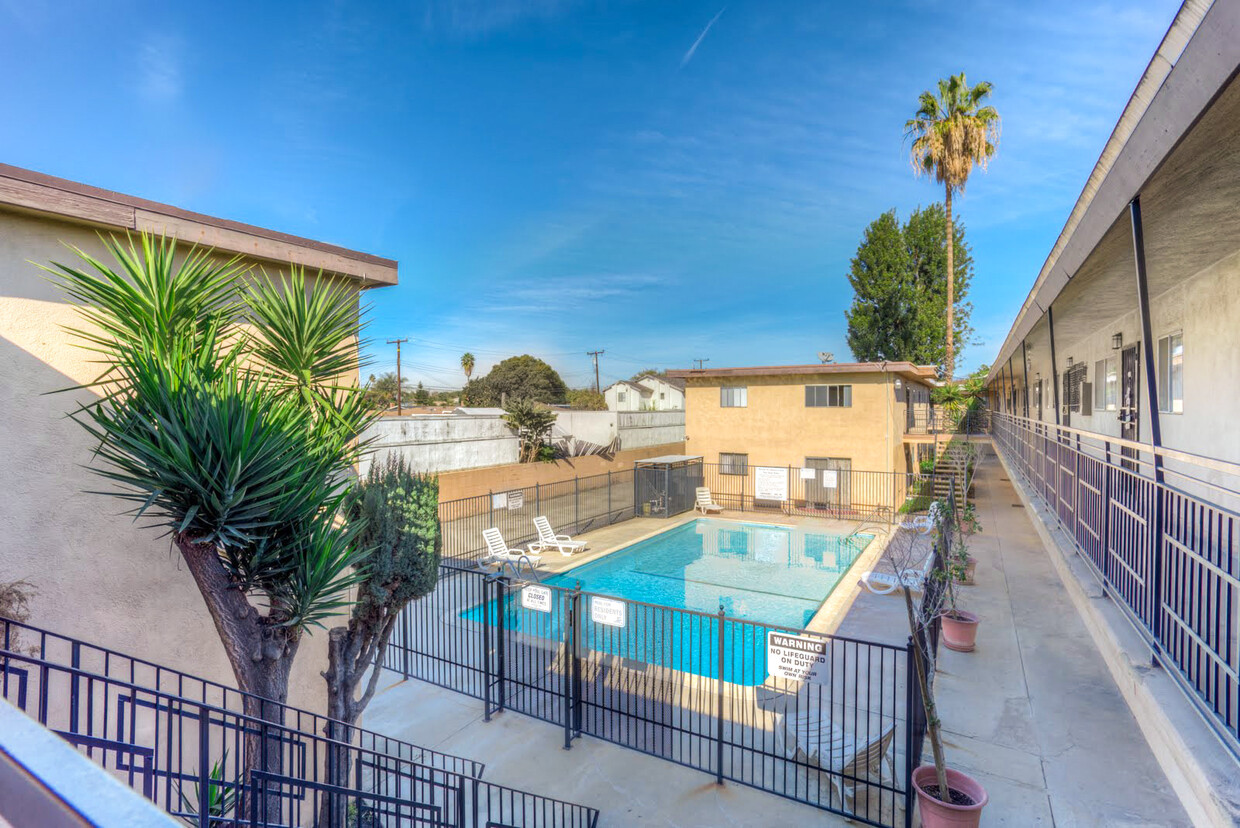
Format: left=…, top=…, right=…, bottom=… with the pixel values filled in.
left=805, top=384, right=852, bottom=407
left=1033, top=381, right=1042, bottom=419
left=618, top=391, right=626, bottom=402
left=1103, top=358, right=1118, bottom=410
left=720, top=386, right=747, bottom=407
left=719, top=452, right=748, bottom=475
left=1158, top=333, right=1184, bottom=413
left=659, top=392, right=665, bottom=400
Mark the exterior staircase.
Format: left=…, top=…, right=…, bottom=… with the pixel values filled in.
left=932, top=437, right=973, bottom=503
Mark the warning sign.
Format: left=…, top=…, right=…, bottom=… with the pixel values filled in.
left=590, top=597, right=627, bottom=628
left=507, top=490, right=525, bottom=510
left=521, top=585, right=553, bottom=613
left=766, top=631, right=831, bottom=684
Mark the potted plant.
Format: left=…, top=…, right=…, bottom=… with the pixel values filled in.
left=937, top=507, right=980, bottom=651
left=888, top=508, right=988, bottom=826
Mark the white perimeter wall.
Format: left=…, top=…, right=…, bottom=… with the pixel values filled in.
left=361, top=410, right=686, bottom=475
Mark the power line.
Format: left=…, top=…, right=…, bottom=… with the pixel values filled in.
left=693, top=358, right=710, bottom=369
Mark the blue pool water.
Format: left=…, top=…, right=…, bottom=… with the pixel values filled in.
left=465, top=519, right=872, bottom=685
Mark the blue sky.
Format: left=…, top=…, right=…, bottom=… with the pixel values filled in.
left=1, top=0, right=1178, bottom=390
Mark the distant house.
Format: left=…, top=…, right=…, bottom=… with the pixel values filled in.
left=604, top=375, right=685, bottom=411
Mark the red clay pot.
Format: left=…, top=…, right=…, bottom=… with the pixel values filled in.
left=912, top=765, right=988, bottom=828
left=940, top=610, right=980, bottom=652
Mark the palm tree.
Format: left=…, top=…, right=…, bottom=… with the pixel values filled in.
left=47, top=233, right=372, bottom=815
left=906, top=73, right=1000, bottom=378
left=461, top=351, right=475, bottom=382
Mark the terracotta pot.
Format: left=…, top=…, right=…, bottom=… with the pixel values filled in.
left=940, top=610, right=980, bottom=652
left=912, top=765, right=988, bottom=828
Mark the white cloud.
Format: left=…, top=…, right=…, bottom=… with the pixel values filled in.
left=137, top=34, right=183, bottom=103
left=681, top=7, right=726, bottom=68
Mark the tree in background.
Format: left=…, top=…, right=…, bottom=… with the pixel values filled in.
left=466, top=354, right=568, bottom=406
left=630, top=368, right=665, bottom=381
left=906, top=72, right=999, bottom=378
left=567, top=388, right=607, bottom=410
left=49, top=234, right=372, bottom=808
left=412, top=381, right=432, bottom=406
left=460, top=352, right=475, bottom=382
left=321, top=457, right=439, bottom=822
left=845, top=205, right=973, bottom=368
left=502, top=399, right=558, bottom=462
left=363, top=371, right=410, bottom=411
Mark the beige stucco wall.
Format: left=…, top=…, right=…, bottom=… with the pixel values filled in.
left=682, top=371, right=917, bottom=474
left=0, top=208, right=365, bottom=715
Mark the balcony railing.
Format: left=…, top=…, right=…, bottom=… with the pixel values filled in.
left=0, top=616, right=601, bottom=827
left=990, top=412, right=1240, bottom=757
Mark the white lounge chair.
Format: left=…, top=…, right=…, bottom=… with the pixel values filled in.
left=481, top=528, right=541, bottom=566
left=776, top=702, right=897, bottom=814
left=695, top=487, right=724, bottom=515
left=860, top=549, right=935, bottom=595
left=529, top=516, right=586, bottom=557
left=898, top=501, right=942, bottom=534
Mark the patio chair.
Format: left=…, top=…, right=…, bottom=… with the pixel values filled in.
left=859, top=549, right=935, bottom=596
left=529, top=516, right=587, bottom=557
left=695, top=487, right=724, bottom=515
left=481, top=528, right=542, bottom=566
left=898, top=501, right=942, bottom=534
left=776, top=704, right=897, bottom=815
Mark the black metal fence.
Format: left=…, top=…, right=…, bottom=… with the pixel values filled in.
left=991, top=412, right=1240, bottom=756
left=0, top=616, right=600, bottom=828
left=439, top=469, right=635, bottom=563
left=438, top=464, right=957, bottom=565
left=698, top=464, right=954, bottom=523
left=386, top=561, right=926, bottom=827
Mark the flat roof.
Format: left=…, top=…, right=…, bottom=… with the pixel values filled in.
left=0, top=163, right=398, bottom=287
left=667, top=361, right=936, bottom=382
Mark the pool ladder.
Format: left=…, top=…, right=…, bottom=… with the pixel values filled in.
left=496, top=555, right=542, bottom=583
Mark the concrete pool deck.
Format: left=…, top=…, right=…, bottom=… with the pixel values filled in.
left=366, top=453, right=1190, bottom=824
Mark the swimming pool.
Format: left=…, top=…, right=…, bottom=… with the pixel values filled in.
left=544, top=518, right=872, bottom=628
left=465, top=519, right=872, bottom=685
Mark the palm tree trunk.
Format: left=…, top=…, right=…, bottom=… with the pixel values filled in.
left=944, top=185, right=955, bottom=380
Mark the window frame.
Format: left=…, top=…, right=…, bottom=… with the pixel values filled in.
left=1158, top=332, right=1184, bottom=414
left=805, top=384, right=852, bottom=408
left=719, top=452, right=749, bottom=476
left=720, top=386, right=748, bottom=408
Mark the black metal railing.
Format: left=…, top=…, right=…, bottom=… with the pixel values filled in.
left=440, top=469, right=635, bottom=563
left=0, top=616, right=601, bottom=828
left=991, top=412, right=1240, bottom=757
left=386, top=559, right=929, bottom=827
left=697, top=464, right=954, bottom=524
left=904, top=407, right=988, bottom=436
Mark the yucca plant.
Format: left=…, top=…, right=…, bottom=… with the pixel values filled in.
left=46, top=232, right=376, bottom=813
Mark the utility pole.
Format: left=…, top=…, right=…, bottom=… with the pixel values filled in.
left=387, top=338, right=408, bottom=415
left=587, top=349, right=605, bottom=392
left=693, top=358, right=710, bottom=369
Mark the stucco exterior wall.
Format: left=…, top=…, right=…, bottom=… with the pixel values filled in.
left=681, top=372, right=908, bottom=473
left=0, top=209, right=361, bottom=715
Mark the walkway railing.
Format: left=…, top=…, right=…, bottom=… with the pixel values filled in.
left=990, top=412, right=1240, bottom=757
left=0, top=617, right=601, bottom=827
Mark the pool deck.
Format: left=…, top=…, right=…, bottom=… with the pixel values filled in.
left=365, top=454, right=1189, bottom=824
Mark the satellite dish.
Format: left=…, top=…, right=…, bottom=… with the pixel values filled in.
left=818, top=352, right=834, bottom=364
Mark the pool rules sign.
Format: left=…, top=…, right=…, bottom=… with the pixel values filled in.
left=767, top=631, right=830, bottom=684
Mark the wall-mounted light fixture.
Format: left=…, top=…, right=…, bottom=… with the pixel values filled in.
left=1067, top=356, right=1073, bottom=367
left=894, top=378, right=903, bottom=389
left=1112, top=333, right=1123, bottom=350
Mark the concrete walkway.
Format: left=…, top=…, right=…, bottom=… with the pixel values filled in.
left=932, top=445, right=1189, bottom=826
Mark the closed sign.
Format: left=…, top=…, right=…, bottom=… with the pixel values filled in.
left=521, top=585, right=553, bottom=613
left=590, top=597, right=627, bottom=628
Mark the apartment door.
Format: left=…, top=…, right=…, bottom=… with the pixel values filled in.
left=804, top=457, right=851, bottom=513
left=1119, top=344, right=1140, bottom=468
